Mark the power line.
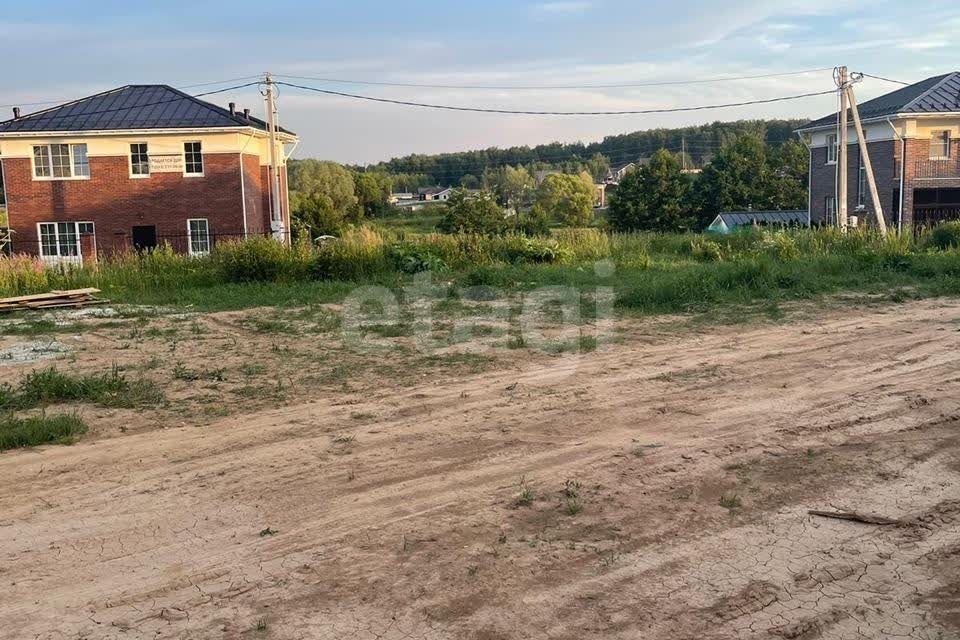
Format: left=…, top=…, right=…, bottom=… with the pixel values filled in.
left=0, top=76, right=263, bottom=110
left=276, top=81, right=835, bottom=116
left=858, top=72, right=910, bottom=86
left=274, top=67, right=834, bottom=91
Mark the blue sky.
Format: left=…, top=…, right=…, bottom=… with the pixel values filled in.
left=2, top=0, right=958, bottom=163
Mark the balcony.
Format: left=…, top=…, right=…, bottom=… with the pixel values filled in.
left=912, top=157, right=960, bottom=181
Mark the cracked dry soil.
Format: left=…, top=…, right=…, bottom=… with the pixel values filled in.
left=2, top=298, right=960, bottom=639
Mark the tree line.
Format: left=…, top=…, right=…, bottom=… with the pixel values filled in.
left=356, top=118, right=807, bottom=188
left=287, top=125, right=809, bottom=236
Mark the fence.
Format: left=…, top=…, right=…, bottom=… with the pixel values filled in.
left=1, top=229, right=297, bottom=260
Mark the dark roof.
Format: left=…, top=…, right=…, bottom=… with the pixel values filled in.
left=800, top=72, right=960, bottom=131
left=715, top=210, right=807, bottom=226
left=418, top=186, right=450, bottom=195
left=0, top=85, right=295, bottom=135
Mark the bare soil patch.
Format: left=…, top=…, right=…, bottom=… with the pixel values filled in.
left=2, top=298, right=960, bottom=639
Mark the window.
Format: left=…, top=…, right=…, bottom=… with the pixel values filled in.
left=37, top=222, right=94, bottom=261
left=32, top=143, right=89, bottom=179
left=184, top=142, right=203, bottom=175
left=825, top=196, right=837, bottom=226
left=826, top=133, right=837, bottom=164
left=130, top=143, right=149, bottom=176
left=931, top=130, right=951, bottom=159
left=857, top=156, right=867, bottom=207
left=187, top=218, right=210, bottom=255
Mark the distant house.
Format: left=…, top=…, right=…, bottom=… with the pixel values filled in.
left=796, top=71, right=960, bottom=228
left=389, top=192, right=415, bottom=204
left=418, top=186, right=453, bottom=201
left=706, top=210, right=807, bottom=233
left=0, top=85, right=297, bottom=259
left=533, top=169, right=560, bottom=186
left=605, top=162, right=636, bottom=185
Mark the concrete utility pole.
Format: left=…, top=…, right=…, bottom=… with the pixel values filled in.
left=264, top=72, right=286, bottom=244
left=846, top=82, right=888, bottom=235
left=836, top=66, right=849, bottom=232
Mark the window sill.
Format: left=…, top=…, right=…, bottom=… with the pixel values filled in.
left=183, top=173, right=205, bottom=178
left=928, top=157, right=951, bottom=161
left=129, top=173, right=151, bottom=179
left=32, top=176, right=91, bottom=182
left=825, top=161, right=837, bottom=166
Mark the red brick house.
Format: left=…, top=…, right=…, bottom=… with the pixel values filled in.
left=797, top=72, right=960, bottom=229
left=0, top=85, right=297, bottom=260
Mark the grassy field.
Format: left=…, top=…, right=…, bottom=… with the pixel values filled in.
left=1, top=226, right=958, bottom=316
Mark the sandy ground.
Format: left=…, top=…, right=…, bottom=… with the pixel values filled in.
left=2, top=298, right=960, bottom=639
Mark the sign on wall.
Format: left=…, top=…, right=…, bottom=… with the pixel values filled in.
left=148, top=154, right=184, bottom=173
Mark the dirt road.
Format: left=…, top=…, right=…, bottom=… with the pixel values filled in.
left=2, top=299, right=960, bottom=639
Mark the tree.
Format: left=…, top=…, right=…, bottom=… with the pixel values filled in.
left=354, top=172, right=393, bottom=218
left=691, top=136, right=770, bottom=225
left=288, top=159, right=358, bottom=235
left=483, top=165, right=535, bottom=210
left=437, top=190, right=506, bottom=234
left=764, top=139, right=808, bottom=211
left=608, top=150, right=693, bottom=232
left=531, top=173, right=594, bottom=227
left=459, top=174, right=480, bottom=189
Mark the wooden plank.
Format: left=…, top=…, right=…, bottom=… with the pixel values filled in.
left=0, top=288, right=100, bottom=305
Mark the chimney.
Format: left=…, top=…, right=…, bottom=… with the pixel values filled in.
left=12, top=107, right=20, bottom=119
left=228, top=102, right=236, bottom=116
left=243, top=108, right=250, bottom=120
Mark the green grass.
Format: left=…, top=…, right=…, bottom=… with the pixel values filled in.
left=0, top=366, right=163, bottom=410
left=1, top=227, right=960, bottom=320
left=0, top=412, right=87, bottom=451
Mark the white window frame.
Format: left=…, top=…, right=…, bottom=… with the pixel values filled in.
left=825, top=196, right=836, bottom=226
left=825, top=133, right=837, bottom=164
left=187, top=218, right=210, bottom=256
left=183, top=141, right=203, bottom=177
left=31, top=143, right=90, bottom=181
left=129, top=142, right=150, bottom=178
left=37, top=221, right=95, bottom=263
left=930, top=130, right=951, bottom=160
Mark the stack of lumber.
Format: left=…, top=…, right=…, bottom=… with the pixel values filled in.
left=0, top=288, right=106, bottom=312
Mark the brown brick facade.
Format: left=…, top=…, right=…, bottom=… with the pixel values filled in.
left=808, top=140, right=898, bottom=227
left=809, top=136, right=960, bottom=229
left=2, top=152, right=287, bottom=254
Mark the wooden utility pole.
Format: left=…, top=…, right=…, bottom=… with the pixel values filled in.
left=264, top=72, right=287, bottom=245
left=846, top=83, right=888, bottom=235
left=836, top=66, right=849, bottom=232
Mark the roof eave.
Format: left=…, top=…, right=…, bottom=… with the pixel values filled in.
left=796, top=110, right=960, bottom=133
left=0, top=125, right=299, bottom=140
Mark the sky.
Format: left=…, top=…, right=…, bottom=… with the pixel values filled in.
left=1, top=0, right=958, bottom=165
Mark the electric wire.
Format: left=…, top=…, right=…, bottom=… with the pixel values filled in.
left=276, top=81, right=836, bottom=116
left=273, top=67, right=834, bottom=91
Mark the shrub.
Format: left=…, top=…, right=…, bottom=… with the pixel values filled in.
left=390, top=242, right=448, bottom=273
left=928, top=222, right=960, bottom=251
left=314, top=227, right=391, bottom=280
left=494, top=235, right=570, bottom=264
left=689, top=238, right=725, bottom=262
left=213, top=236, right=313, bottom=283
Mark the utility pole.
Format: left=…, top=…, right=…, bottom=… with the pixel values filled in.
left=836, top=66, right=849, bottom=232
left=846, top=81, right=888, bottom=235
left=264, top=72, right=286, bottom=245
left=681, top=135, right=687, bottom=171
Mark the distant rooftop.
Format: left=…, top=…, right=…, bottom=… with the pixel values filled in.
left=0, top=85, right=295, bottom=135
left=798, top=72, right=960, bottom=131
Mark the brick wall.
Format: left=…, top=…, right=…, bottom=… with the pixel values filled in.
left=3, top=153, right=257, bottom=254
left=901, top=138, right=960, bottom=226
left=808, top=140, right=897, bottom=227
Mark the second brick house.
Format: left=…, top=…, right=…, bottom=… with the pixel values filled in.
left=797, top=71, right=960, bottom=229
left=0, top=85, right=297, bottom=260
